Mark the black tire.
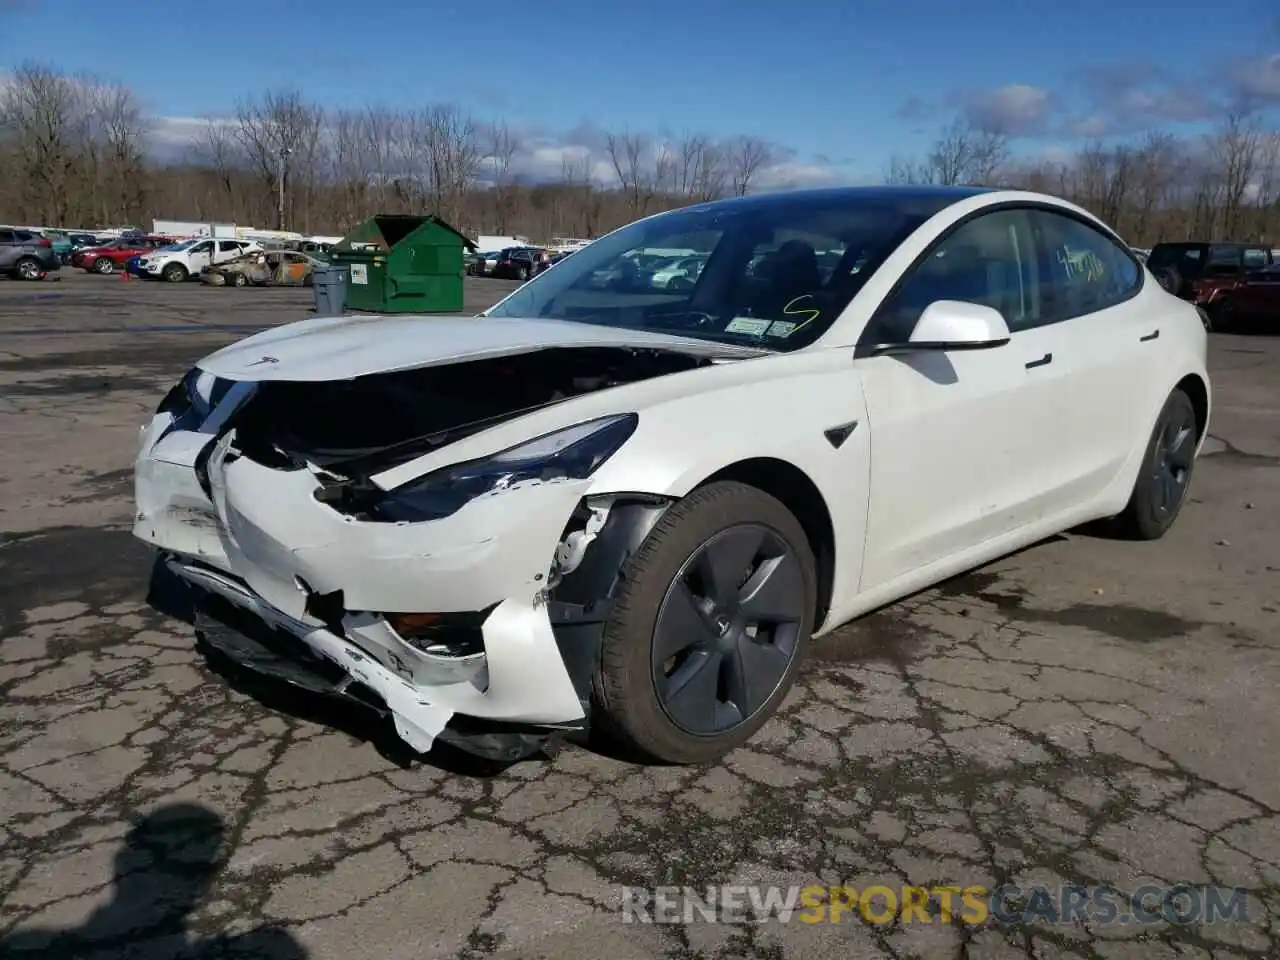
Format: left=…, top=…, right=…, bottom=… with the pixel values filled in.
left=231, top=273, right=247, bottom=287
left=1206, top=298, right=1236, bottom=334
left=1155, top=267, right=1182, bottom=297
left=93, top=257, right=114, bottom=275
left=14, top=257, right=44, bottom=281
left=593, top=481, right=817, bottom=764
left=1111, top=389, right=1198, bottom=541
left=162, top=262, right=188, bottom=283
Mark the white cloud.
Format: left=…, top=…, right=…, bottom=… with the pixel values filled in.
left=752, top=160, right=846, bottom=191
left=962, top=84, right=1058, bottom=135
left=148, top=115, right=233, bottom=147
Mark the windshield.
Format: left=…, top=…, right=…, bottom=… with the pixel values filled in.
left=163, top=239, right=198, bottom=252
left=484, top=191, right=946, bottom=350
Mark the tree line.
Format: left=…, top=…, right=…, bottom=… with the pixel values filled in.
left=2, top=62, right=1278, bottom=247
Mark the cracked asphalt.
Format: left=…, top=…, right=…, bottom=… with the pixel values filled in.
left=1, top=271, right=1278, bottom=960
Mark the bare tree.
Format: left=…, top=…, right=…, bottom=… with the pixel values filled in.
left=1208, top=109, right=1263, bottom=239
left=924, top=116, right=1008, bottom=186
left=234, top=89, right=325, bottom=229
left=484, top=121, right=521, bottom=232
left=605, top=130, right=654, bottom=215
left=84, top=82, right=147, bottom=224
left=0, top=63, right=89, bottom=224
left=727, top=135, right=772, bottom=196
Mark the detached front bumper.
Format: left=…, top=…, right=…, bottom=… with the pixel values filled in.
left=134, top=417, right=593, bottom=757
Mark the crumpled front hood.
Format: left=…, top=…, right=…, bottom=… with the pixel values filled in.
left=197, top=314, right=766, bottom=381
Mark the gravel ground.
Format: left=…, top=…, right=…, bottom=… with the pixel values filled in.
left=1, top=270, right=1278, bottom=960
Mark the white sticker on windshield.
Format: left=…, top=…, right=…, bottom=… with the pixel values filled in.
left=725, top=316, right=771, bottom=335
left=766, top=320, right=797, bottom=337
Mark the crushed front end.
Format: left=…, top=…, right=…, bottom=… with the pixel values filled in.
left=133, top=349, right=694, bottom=760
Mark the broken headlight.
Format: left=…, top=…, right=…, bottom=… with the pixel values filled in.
left=157, top=368, right=232, bottom=427
left=373, top=413, right=639, bottom=522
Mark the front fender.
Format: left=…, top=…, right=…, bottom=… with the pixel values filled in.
left=586, top=366, right=871, bottom=624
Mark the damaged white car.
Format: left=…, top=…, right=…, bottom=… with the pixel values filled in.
left=134, top=186, right=1210, bottom=765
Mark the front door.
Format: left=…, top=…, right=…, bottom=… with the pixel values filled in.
left=854, top=208, right=1079, bottom=590
left=188, top=240, right=215, bottom=272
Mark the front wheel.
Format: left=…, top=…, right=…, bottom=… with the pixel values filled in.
left=231, top=273, right=247, bottom=287
left=593, top=481, right=817, bottom=764
left=14, top=257, right=44, bottom=281
left=162, top=263, right=188, bottom=283
left=1111, top=389, right=1198, bottom=540
left=93, top=257, right=115, bottom=275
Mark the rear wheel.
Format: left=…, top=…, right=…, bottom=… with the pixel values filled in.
left=231, top=272, right=247, bottom=287
left=14, top=257, right=44, bottom=281
left=1111, top=389, right=1198, bottom=540
left=1206, top=298, right=1237, bottom=333
left=93, top=257, right=114, bottom=275
left=593, top=481, right=816, bottom=764
left=518, top=265, right=531, bottom=281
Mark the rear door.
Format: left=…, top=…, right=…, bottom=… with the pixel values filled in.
left=215, top=240, right=242, bottom=265
left=1027, top=208, right=1156, bottom=499
left=187, top=240, right=215, bottom=272
left=1233, top=265, right=1280, bottom=318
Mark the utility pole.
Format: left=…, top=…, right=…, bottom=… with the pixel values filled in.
left=277, top=146, right=291, bottom=231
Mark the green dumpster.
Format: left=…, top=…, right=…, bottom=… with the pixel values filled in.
left=330, top=214, right=475, bottom=314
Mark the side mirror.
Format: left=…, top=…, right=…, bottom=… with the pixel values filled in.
left=905, top=300, right=1011, bottom=351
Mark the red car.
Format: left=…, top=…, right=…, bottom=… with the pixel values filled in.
left=1196, top=263, right=1280, bottom=332
left=72, top=235, right=179, bottom=275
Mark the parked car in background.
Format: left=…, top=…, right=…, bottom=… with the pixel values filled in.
left=136, top=238, right=261, bottom=282
left=73, top=235, right=177, bottom=274
left=468, top=250, right=504, bottom=276
left=649, top=254, right=709, bottom=290
left=491, top=246, right=551, bottom=280
left=1192, top=262, right=1280, bottom=332
left=36, top=230, right=76, bottom=264
left=0, top=227, right=61, bottom=280
left=1146, top=242, right=1274, bottom=302
left=201, top=250, right=323, bottom=287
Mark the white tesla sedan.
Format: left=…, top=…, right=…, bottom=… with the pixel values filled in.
left=133, top=186, right=1210, bottom=765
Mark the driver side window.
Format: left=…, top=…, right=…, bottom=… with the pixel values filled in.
left=867, top=209, right=1040, bottom=344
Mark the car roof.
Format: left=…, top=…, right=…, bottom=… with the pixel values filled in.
left=674, top=184, right=995, bottom=215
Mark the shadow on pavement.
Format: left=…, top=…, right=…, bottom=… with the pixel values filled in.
left=0, top=803, right=307, bottom=959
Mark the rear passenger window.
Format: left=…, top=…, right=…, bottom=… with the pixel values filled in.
left=1029, top=211, right=1140, bottom=323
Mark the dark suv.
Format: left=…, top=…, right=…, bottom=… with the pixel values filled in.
left=0, top=227, right=62, bottom=280
left=491, top=247, right=551, bottom=281
left=1147, top=242, right=1274, bottom=300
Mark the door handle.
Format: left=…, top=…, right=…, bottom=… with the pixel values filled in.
left=1025, top=353, right=1052, bottom=369
left=1140, top=329, right=1160, bottom=342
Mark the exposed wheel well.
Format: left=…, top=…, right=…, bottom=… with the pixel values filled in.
left=1175, top=374, right=1208, bottom=442
left=699, top=458, right=836, bottom=626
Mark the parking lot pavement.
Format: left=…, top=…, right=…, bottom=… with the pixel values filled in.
left=1, top=271, right=1278, bottom=960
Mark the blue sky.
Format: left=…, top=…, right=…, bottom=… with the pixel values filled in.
left=3, top=0, right=1278, bottom=186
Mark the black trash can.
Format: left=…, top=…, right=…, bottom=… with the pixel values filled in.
left=312, top=263, right=350, bottom=315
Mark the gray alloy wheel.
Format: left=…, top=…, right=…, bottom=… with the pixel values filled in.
left=651, top=523, right=808, bottom=736
left=15, top=257, right=43, bottom=280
